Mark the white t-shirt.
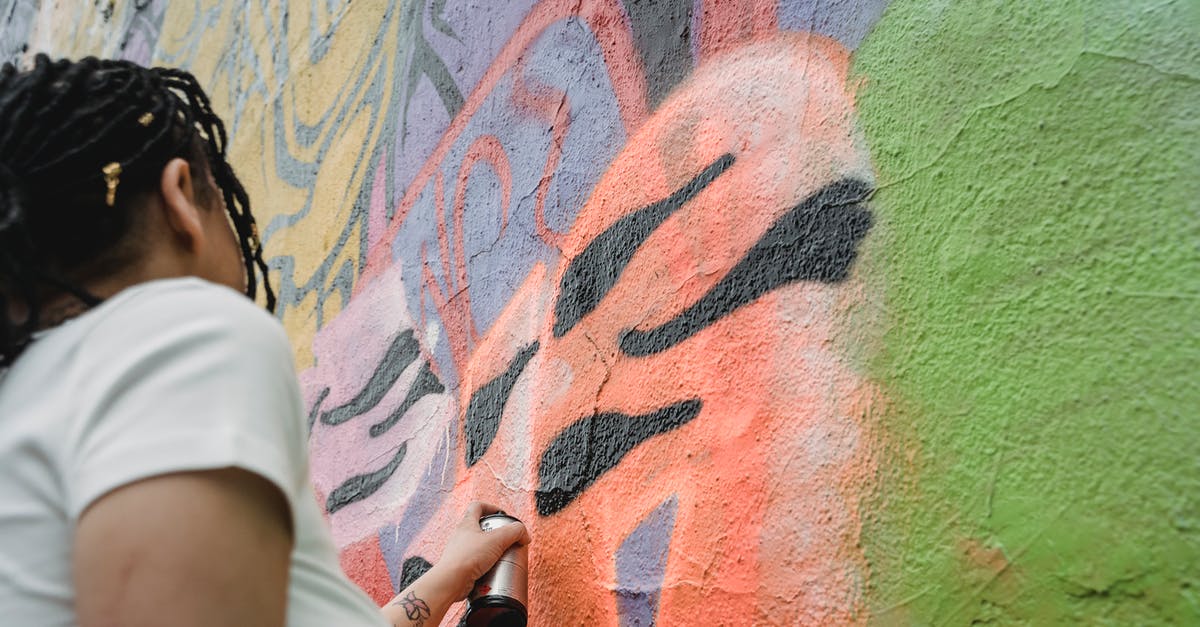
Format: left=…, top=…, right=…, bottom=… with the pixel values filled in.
left=0, top=277, right=388, bottom=627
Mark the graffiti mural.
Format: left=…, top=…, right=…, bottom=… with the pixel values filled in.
left=299, top=3, right=885, bottom=624
left=8, top=0, right=887, bottom=624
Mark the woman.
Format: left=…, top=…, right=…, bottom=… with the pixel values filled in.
left=0, top=55, right=527, bottom=626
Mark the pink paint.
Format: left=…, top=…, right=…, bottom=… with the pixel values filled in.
left=301, top=264, right=455, bottom=547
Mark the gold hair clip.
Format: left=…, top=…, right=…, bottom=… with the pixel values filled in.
left=248, top=220, right=262, bottom=251
left=138, top=112, right=154, bottom=127
left=102, top=162, right=122, bottom=207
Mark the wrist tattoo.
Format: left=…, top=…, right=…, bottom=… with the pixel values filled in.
left=392, top=591, right=431, bottom=626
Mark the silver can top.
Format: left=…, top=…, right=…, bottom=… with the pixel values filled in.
left=479, top=512, right=520, bottom=532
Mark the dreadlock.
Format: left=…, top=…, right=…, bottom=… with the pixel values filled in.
left=0, top=54, right=275, bottom=366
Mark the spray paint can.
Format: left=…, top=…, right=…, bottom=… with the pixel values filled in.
left=466, top=512, right=528, bottom=627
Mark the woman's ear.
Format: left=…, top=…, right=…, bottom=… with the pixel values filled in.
left=158, top=158, right=205, bottom=253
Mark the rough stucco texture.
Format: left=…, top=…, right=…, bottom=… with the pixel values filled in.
left=852, top=2, right=1199, bottom=624
left=2, top=0, right=1195, bottom=624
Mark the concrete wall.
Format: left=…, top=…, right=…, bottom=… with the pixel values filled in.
left=4, top=1, right=1195, bottom=624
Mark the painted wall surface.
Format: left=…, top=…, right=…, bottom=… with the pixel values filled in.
left=3, top=1, right=1196, bottom=624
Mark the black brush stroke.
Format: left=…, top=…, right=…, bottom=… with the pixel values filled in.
left=320, top=330, right=421, bottom=426
left=325, top=442, right=408, bottom=514
left=552, top=154, right=736, bottom=338
left=536, top=399, right=702, bottom=516
left=399, top=556, right=433, bottom=590
left=307, top=387, right=330, bottom=433
left=620, top=179, right=873, bottom=356
left=622, top=0, right=693, bottom=109
left=369, top=362, right=446, bottom=437
left=464, top=342, right=540, bottom=467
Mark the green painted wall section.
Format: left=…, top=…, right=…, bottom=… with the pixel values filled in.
left=852, top=0, right=1199, bottom=623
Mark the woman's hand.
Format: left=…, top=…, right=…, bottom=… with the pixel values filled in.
left=381, top=501, right=530, bottom=626
left=431, top=501, right=532, bottom=600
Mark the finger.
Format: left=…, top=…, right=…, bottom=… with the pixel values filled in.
left=486, top=520, right=530, bottom=549
left=460, top=501, right=487, bottom=527
left=475, top=501, right=505, bottom=517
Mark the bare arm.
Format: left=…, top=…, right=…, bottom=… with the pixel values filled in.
left=379, top=567, right=459, bottom=627
left=380, top=502, right=530, bottom=627
left=73, top=468, right=293, bottom=627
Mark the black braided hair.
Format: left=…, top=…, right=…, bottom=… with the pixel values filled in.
left=0, top=55, right=275, bottom=366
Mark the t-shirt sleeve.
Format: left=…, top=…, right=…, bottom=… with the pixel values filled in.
left=64, top=281, right=309, bottom=520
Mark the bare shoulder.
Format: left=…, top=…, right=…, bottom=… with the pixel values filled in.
left=74, top=467, right=293, bottom=627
